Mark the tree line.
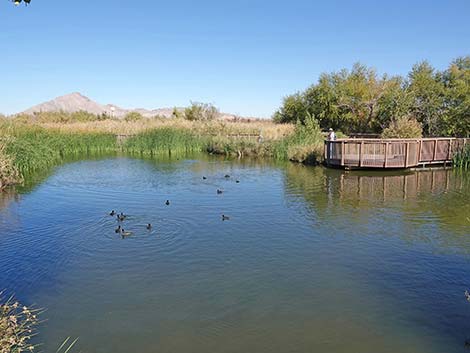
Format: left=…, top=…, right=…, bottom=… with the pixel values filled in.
left=273, top=57, right=470, bottom=137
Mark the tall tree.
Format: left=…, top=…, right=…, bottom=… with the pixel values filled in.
left=407, top=61, right=446, bottom=136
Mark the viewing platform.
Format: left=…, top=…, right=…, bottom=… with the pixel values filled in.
left=324, top=137, right=468, bottom=169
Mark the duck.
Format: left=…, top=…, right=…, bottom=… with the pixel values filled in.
left=217, top=189, right=223, bottom=194
left=165, top=200, right=170, bottom=206
left=465, top=290, right=470, bottom=302
left=202, top=176, right=207, bottom=180
left=224, top=174, right=230, bottom=178
left=115, top=225, right=122, bottom=233
left=146, top=223, right=152, bottom=230
left=109, top=210, right=116, bottom=216
left=236, top=180, right=240, bottom=183
left=120, top=229, right=133, bottom=237
left=221, top=214, right=230, bottom=221
left=117, top=213, right=126, bottom=222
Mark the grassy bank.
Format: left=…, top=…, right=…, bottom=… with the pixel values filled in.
left=0, top=113, right=328, bottom=188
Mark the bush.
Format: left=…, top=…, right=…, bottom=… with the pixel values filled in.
left=184, top=102, right=219, bottom=121
left=124, top=112, right=144, bottom=122
left=382, top=115, right=423, bottom=138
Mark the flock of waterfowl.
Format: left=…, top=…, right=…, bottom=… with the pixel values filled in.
left=109, top=174, right=237, bottom=238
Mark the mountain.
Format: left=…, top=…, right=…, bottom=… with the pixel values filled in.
left=20, top=92, right=256, bottom=120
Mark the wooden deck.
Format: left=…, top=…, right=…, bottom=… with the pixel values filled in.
left=325, top=138, right=468, bottom=169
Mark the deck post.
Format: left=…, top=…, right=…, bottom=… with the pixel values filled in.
left=448, top=139, right=452, bottom=160
left=418, top=140, right=422, bottom=163
left=324, top=141, right=328, bottom=165
left=359, top=141, right=364, bottom=167
left=384, top=142, right=388, bottom=168
left=341, top=141, right=345, bottom=166
left=433, top=139, right=438, bottom=161
left=405, top=142, right=409, bottom=168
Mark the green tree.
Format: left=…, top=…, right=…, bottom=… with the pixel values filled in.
left=407, top=61, right=446, bottom=136
left=441, top=57, right=470, bottom=137
left=184, top=102, right=219, bottom=121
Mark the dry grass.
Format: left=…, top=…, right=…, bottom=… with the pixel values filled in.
left=29, top=118, right=294, bottom=141
left=0, top=293, right=41, bottom=353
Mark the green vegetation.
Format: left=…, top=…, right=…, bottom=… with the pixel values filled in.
left=381, top=115, right=423, bottom=138
left=124, top=128, right=207, bottom=156
left=274, top=57, right=470, bottom=138
left=271, top=114, right=325, bottom=163
left=183, top=102, right=219, bottom=121
left=453, top=145, right=470, bottom=170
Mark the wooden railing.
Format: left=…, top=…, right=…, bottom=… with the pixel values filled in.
left=325, top=138, right=468, bottom=169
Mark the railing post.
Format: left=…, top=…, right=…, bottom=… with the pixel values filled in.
left=447, top=139, right=452, bottom=160
left=418, top=139, right=422, bottom=163
left=433, top=139, right=438, bottom=161
left=384, top=142, right=388, bottom=168
left=359, top=141, right=364, bottom=167
left=405, top=142, right=409, bottom=168
left=341, top=141, right=345, bottom=166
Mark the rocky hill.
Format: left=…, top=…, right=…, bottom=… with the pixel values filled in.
left=20, top=92, right=255, bottom=120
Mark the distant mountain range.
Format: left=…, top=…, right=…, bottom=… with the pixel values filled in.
left=20, top=92, right=256, bottom=120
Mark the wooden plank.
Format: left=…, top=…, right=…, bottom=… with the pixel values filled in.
left=433, top=139, right=438, bottom=161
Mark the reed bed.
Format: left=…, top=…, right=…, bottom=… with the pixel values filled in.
left=453, top=145, right=470, bottom=170
left=25, top=117, right=294, bottom=141
left=0, top=113, right=328, bottom=188
left=124, top=128, right=207, bottom=156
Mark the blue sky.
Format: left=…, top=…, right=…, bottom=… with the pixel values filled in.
left=1, top=0, right=469, bottom=117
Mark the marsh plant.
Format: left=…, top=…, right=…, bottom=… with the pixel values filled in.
left=0, top=293, right=40, bottom=353
left=453, top=145, right=470, bottom=170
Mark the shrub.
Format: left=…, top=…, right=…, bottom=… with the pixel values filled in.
left=184, top=102, right=219, bottom=121
left=382, top=115, right=423, bottom=138
left=124, top=112, right=144, bottom=122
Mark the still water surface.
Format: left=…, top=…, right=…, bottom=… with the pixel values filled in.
left=1, top=156, right=470, bottom=353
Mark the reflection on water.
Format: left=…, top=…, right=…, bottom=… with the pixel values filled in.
left=0, top=156, right=469, bottom=353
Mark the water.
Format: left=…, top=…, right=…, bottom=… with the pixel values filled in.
left=1, top=156, right=470, bottom=353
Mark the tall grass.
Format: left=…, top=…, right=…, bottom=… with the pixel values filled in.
left=5, top=128, right=116, bottom=174
left=453, top=144, right=470, bottom=170
left=271, top=115, right=325, bottom=163
left=124, top=128, right=207, bottom=156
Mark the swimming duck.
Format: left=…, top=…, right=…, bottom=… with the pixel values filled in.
left=120, top=229, right=133, bottom=237
left=203, top=176, right=207, bottom=180
left=146, top=223, right=152, bottom=230
left=217, top=189, right=223, bottom=194
left=221, top=214, right=230, bottom=221
left=117, top=213, right=126, bottom=222
left=110, top=210, right=116, bottom=216
left=115, top=225, right=122, bottom=233
left=465, top=290, right=470, bottom=302
left=236, top=180, right=240, bottom=183
left=224, top=174, right=230, bottom=178
left=165, top=200, right=170, bottom=206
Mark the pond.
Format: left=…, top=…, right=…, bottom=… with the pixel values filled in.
left=1, top=155, right=470, bottom=353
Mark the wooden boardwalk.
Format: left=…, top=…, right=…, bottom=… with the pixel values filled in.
left=325, top=137, right=468, bottom=169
